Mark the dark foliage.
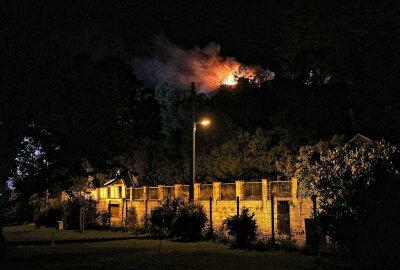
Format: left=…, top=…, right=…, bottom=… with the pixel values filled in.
left=34, top=204, right=64, bottom=227
left=150, top=197, right=182, bottom=236
left=125, top=206, right=138, bottom=231
left=224, top=208, right=257, bottom=248
left=64, top=197, right=99, bottom=230
left=171, top=202, right=207, bottom=241
left=150, top=197, right=207, bottom=241
left=325, top=172, right=400, bottom=269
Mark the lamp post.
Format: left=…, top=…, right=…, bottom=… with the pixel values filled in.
left=189, top=82, right=211, bottom=201
left=190, top=118, right=210, bottom=201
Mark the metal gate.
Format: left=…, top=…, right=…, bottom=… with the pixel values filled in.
left=277, top=201, right=290, bottom=235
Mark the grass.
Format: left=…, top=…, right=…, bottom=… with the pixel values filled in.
left=4, top=224, right=137, bottom=245
left=2, top=225, right=351, bottom=270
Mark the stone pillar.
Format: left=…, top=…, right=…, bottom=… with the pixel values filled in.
left=158, top=185, right=165, bottom=201
left=262, top=179, right=268, bottom=202
left=213, top=182, right=221, bottom=201
left=194, top=183, right=201, bottom=201
left=175, top=184, right=182, bottom=198
left=235, top=180, right=245, bottom=200
left=291, top=178, right=298, bottom=200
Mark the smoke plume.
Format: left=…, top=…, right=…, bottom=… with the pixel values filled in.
left=132, top=35, right=273, bottom=92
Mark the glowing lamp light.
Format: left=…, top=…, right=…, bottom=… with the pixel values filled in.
left=199, top=119, right=211, bottom=126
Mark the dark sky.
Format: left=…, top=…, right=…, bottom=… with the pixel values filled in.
left=2, top=0, right=291, bottom=67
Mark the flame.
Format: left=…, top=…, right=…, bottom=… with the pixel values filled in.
left=132, top=36, right=274, bottom=91
left=222, top=74, right=236, bottom=86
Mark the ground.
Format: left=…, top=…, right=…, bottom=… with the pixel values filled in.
left=2, top=225, right=350, bottom=270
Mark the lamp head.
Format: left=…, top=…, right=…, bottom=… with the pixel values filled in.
left=199, top=119, right=211, bottom=126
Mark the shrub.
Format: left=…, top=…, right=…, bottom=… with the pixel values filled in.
left=34, top=204, right=64, bottom=227
left=150, top=197, right=182, bottom=234
left=125, top=206, right=138, bottom=231
left=276, top=233, right=296, bottom=251
left=150, top=197, right=207, bottom=241
left=171, top=202, right=207, bottom=241
left=213, top=224, right=234, bottom=244
left=14, top=201, right=35, bottom=223
left=224, top=208, right=257, bottom=248
left=97, top=210, right=110, bottom=229
left=64, top=196, right=99, bottom=230
left=253, top=231, right=274, bottom=251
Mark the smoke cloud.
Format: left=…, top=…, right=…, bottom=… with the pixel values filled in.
left=132, top=35, right=274, bottom=92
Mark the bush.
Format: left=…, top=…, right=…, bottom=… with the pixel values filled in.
left=64, top=196, right=99, bottom=230
left=34, top=204, right=64, bottom=227
left=150, top=197, right=182, bottom=235
left=224, top=208, right=257, bottom=248
left=97, top=210, right=110, bottom=230
left=150, top=197, right=207, bottom=241
left=171, top=202, right=207, bottom=241
left=213, top=224, right=234, bottom=244
left=125, top=206, right=138, bottom=231
left=14, top=201, right=35, bottom=223
left=253, top=231, right=274, bottom=251
left=276, top=234, right=296, bottom=251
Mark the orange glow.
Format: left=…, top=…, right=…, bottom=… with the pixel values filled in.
left=222, top=74, right=236, bottom=86
left=214, top=62, right=257, bottom=88
left=132, top=38, right=274, bottom=91
left=199, top=119, right=211, bottom=126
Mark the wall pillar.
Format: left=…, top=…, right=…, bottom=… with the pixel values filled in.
left=291, top=178, right=298, bottom=200
left=158, top=185, right=165, bottom=201
left=175, top=184, right=182, bottom=198
left=262, top=179, right=268, bottom=202
left=194, top=183, right=200, bottom=201
left=213, top=182, right=221, bottom=201
left=235, top=180, right=244, bottom=200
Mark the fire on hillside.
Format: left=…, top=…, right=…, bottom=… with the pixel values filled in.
left=132, top=35, right=274, bottom=91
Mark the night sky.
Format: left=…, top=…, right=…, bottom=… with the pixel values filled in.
left=2, top=0, right=290, bottom=67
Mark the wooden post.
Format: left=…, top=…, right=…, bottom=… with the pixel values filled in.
left=79, top=207, right=85, bottom=233
left=311, top=195, right=318, bottom=252
left=121, top=199, right=125, bottom=227
left=209, top=196, right=213, bottom=237
left=236, top=196, right=240, bottom=216
left=271, top=195, right=275, bottom=246
left=51, top=231, right=55, bottom=247
left=81, top=207, right=85, bottom=233
left=108, top=202, right=111, bottom=229
left=145, top=199, right=149, bottom=234
left=125, top=199, right=128, bottom=231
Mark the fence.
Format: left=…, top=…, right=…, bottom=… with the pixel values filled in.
left=164, top=186, right=174, bottom=197
left=94, top=180, right=293, bottom=202
left=199, top=184, right=213, bottom=200
left=221, top=183, right=236, bottom=200
left=181, top=185, right=190, bottom=200
left=269, top=181, right=292, bottom=197
left=243, top=182, right=262, bottom=200
left=133, top=187, right=144, bottom=200
left=148, top=187, right=158, bottom=200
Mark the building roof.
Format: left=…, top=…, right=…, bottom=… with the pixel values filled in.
left=347, top=133, right=373, bottom=146
left=104, top=171, right=138, bottom=188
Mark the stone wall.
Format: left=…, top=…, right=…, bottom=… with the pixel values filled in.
left=90, top=179, right=314, bottom=246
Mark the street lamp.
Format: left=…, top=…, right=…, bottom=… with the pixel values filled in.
left=190, top=118, right=211, bottom=201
